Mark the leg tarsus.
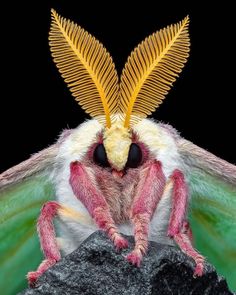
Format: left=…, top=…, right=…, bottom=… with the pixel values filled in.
left=173, top=223, right=205, bottom=277
left=167, top=171, right=203, bottom=276
left=127, top=161, right=165, bottom=266
left=92, top=207, right=129, bottom=249
left=126, top=213, right=150, bottom=263
left=27, top=258, right=57, bottom=287
left=27, top=201, right=61, bottom=287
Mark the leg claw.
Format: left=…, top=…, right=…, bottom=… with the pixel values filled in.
left=27, top=271, right=40, bottom=287
left=126, top=249, right=142, bottom=267
left=114, top=235, right=129, bottom=250
left=193, top=263, right=204, bottom=277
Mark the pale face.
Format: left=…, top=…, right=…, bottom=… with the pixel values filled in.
left=89, top=129, right=150, bottom=174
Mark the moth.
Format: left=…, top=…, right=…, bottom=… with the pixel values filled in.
left=0, top=9, right=236, bottom=293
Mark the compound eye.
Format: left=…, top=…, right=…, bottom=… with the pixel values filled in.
left=126, top=143, right=142, bottom=168
left=93, top=144, right=110, bottom=167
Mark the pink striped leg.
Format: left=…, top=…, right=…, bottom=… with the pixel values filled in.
left=27, top=201, right=61, bottom=286
left=127, top=161, right=166, bottom=266
left=174, top=222, right=205, bottom=276
left=167, top=169, right=204, bottom=276
left=70, top=161, right=128, bottom=250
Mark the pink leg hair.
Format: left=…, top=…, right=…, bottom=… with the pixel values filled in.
left=127, top=161, right=166, bottom=266
left=70, top=161, right=128, bottom=250
left=167, top=169, right=188, bottom=237
left=167, top=169, right=204, bottom=276
left=27, top=201, right=61, bottom=286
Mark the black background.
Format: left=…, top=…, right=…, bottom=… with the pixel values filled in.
left=0, top=2, right=235, bottom=173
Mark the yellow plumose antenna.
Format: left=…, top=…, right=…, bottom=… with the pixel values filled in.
left=119, top=16, right=190, bottom=128
left=49, top=9, right=119, bottom=128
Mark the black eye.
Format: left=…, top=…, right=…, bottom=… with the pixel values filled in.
left=126, top=143, right=142, bottom=168
left=93, top=144, right=110, bottom=167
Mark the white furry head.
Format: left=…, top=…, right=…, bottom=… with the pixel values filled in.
left=133, top=119, right=182, bottom=177
left=56, top=119, right=103, bottom=165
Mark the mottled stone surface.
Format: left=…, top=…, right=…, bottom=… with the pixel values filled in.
left=19, top=231, right=234, bottom=295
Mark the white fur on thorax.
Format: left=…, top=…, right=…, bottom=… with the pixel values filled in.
left=149, top=181, right=175, bottom=245
left=52, top=119, right=183, bottom=254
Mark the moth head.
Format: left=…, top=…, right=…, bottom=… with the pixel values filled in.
left=93, top=122, right=145, bottom=174
left=103, top=122, right=131, bottom=171
left=49, top=9, right=190, bottom=168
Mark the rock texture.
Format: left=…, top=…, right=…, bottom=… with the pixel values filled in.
left=19, top=231, right=234, bottom=295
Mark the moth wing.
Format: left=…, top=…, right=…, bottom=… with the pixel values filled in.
left=178, top=139, right=236, bottom=291
left=0, top=144, right=58, bottom=294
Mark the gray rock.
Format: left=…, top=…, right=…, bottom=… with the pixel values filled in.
left=19, top=231, right=234, bottom=295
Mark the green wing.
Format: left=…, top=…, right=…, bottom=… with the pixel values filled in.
left=178, top=139, right=236, bottom=292
left=0, top=145, right=58, bottom=295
